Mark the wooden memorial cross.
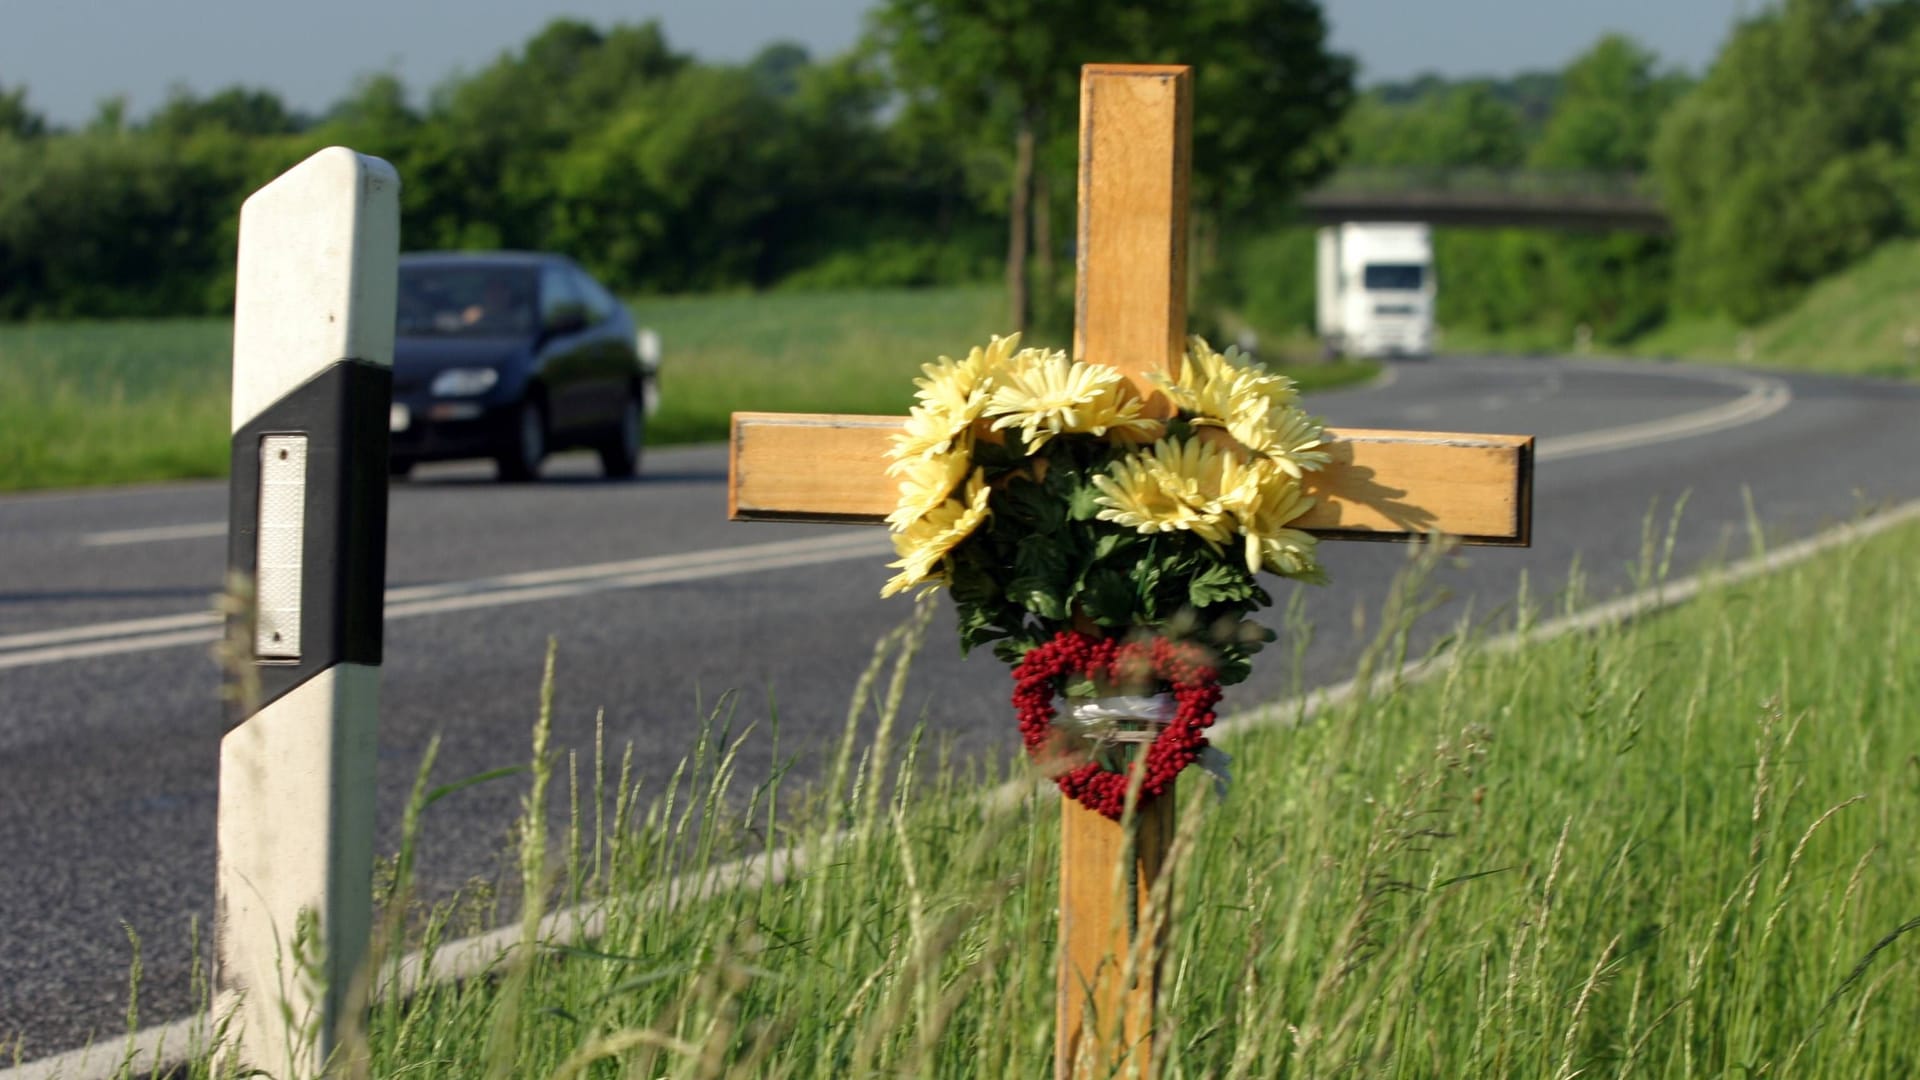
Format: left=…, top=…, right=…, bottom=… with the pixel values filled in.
left=729, top=65, right=1532, bottom=1078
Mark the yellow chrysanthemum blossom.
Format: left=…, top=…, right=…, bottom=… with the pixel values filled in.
left=1090, top=437, right=1236, bottom=545
left=1223, top=461, right=1322, bottom=578
left=885, top=449, right=970, bottom=530
left=1228, top=402, right=1331, bottom=477
left=915, top=334, right=1018, bottom=412
left=984, top=349, right=1161, bottom=451
left=889, top=335, right=1023, bottom=467
left=891, top=403, right=974, bottom=467
left=1164, top=337, right=1300, bottom=423
left=1248, top=495, right=1324, bottom=580
left=1095, top=438, right=1325, bottom=582
left=880, top=470, right=992, bottom=597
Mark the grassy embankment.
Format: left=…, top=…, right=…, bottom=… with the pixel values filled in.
left=0, top=284, right=1376, bottom=493
left=1444, top=238, right=1920, bottom=380
left=85, top=513, right=1920, bottom=1077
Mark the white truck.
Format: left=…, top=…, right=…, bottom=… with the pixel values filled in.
left=1315, top=222, right=1435, bottom=358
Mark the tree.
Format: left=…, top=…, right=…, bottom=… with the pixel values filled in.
left=1343, top=82, right=1526, bottom=169
left=868, top=0, right=1103, bottom=332
left=1517, top=35, right=1691, bottom=341
left=868, top=0, right=1353, bottom=333
left=0, top=83, right=45, bottom=139
left=1118, top=0, right=1354, bottom=228
left=1653, top=0, right=1920, bottom=321
left=149, top=86, right=304, bottom=137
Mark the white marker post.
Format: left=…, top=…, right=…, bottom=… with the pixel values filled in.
left=216, top=147, right=399, bottom=1077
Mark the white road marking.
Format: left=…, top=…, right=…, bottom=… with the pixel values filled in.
left=0, top=530, right=891, bottom=671
left=1, top=360, right=1794, bottom=672
left=80, top=521, right=227, bottom=546
left=1534, top=367, right=1790, bottom=462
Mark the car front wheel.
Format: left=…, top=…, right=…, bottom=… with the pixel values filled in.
left=597, top=390, right=644, bottom=479
left=496, top=397, right=547, bottom=482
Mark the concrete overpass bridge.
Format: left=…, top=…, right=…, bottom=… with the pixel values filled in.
left=1299, top=168, right=1669, bottom=233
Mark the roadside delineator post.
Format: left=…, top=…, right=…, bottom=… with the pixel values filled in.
left=216, top=146, right=399, bottom=1077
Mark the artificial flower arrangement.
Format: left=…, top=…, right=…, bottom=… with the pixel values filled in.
left=881, top=334, right=1331, bottom=818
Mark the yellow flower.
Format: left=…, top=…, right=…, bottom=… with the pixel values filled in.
left=984, top=349, right=1161, bottom=451
left=1229, top=403, right=1330, bottom=477
left=886, top=450, right=970, bottom=530
left=1091, top=437, right=1236, bottom=545
left=1230, top=467, right=1323, bottom=580
left=1164, top=336, right=1299, bottom=424
left=891, top=403, right=973, bottom=466
left=889, top=335, right=1021, bottom=467
left=880, top=470, right=991, bottom=597
left=1158, top=336, right=1330, bottom=478
left=915, top=334, right=1017, bottom=414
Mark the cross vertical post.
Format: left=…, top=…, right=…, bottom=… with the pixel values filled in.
left=216, top=147, right=398, bottom=1078
left=1055, top=64, right=1193, bottom=1080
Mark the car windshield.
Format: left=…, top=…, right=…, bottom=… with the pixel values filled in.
left=398, top=265, right=537, bottom=337
left=1363, top=263, right=1425, bottom=291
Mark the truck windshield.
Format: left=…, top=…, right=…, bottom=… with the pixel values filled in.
left=1363, top=264, right=1425, bottom=291
left=398, top=266, right=538, bottom=337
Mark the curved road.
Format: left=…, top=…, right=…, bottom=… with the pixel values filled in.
left=3, top=354, right=1917, bottom=1059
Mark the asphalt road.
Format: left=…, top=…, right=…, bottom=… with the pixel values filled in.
left=4, top=353, right=1918, bottom=1060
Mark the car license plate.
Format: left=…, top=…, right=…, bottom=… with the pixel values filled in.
left=389, top=403, right=410, bottom=432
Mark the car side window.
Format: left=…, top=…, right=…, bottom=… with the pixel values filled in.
left=540, top=265, right=586, bottom=332
left=573, top=268, right=618, bottom=327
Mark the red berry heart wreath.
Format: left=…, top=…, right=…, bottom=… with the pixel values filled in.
left=1012, top=630, right=1223, bottom=820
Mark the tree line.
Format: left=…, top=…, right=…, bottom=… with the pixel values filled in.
left=3, top=0, right=1918, bottom=345
left=0, top=1, right=1349, bottom=327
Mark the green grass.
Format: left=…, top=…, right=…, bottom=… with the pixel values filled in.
left=79, top=512, right=1920, bottom=1077
left=0, top=285, right=1377, bottom=492
left=0, top=319, right=234, bottom=490
left=1630, top=241, right=1920, bottom=379
left=1444, top=239, right=1920, bottom=380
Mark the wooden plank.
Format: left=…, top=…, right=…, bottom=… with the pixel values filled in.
left=1058, top=788, right=1175, bottom=1080
left=1075, top=64, right=1192, bottom=409
left=729, top=412, right=1534, bottom=546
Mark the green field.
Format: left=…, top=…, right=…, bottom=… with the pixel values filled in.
left=82, top=511, right=1920, bottom=1077
left=0, top=285, right=1377, bottom=493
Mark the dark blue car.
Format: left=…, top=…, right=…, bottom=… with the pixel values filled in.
left=389, top=251, right=661, bottom=480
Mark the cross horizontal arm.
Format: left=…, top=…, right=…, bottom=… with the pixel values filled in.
left=728, top=412, right=1533, bottom=546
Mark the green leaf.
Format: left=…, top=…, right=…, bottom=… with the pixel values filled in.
left=1080, top=569, right=1136, bottom=625
left=1091, top=530, right=1130, bottom=561
left=999, top=477, right=1067, bottom=534
left=1066, top=481, right=1106, bottom=521
left=1187, top=560, right=1257, bottom=609
left=1010, top=577, right=1069, bottom=620
left=1014, top=534, right=1069, bottom=583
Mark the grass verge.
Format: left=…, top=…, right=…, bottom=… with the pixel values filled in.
left=0, top=285, right=1378, bottom=493
left=61, top=511, right=1920, bottom=1077
left=1444, top=238, right=1920, bottom=381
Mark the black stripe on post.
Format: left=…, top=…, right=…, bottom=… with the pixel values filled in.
left=225, top=358, right=392, bottom=726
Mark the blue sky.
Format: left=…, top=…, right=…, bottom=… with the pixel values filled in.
left=0, top=0, right=1746, bottom=127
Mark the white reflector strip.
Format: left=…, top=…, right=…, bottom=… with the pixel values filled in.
left=256, top=435, right=307, bottom=659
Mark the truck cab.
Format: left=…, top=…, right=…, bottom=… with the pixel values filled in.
left=1316, top=223, right=1435, bottom=359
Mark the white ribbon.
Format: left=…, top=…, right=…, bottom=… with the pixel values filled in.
left=1058, top=693, right=1232, bottom=799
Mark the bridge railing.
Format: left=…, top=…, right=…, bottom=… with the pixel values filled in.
left=1299, top=168, right=1668, bottom=232
left=1313, top=167, right=1657, bottom=199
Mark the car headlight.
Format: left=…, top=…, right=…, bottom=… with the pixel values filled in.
left=430, top=367, right=499, bottom=397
